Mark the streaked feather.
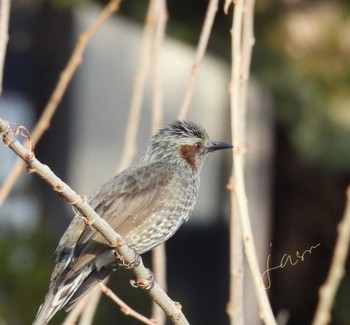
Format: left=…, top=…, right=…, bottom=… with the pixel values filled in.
left=32, top=120, right=228, bottom=324
left=33, top=162, right=178, bottom=324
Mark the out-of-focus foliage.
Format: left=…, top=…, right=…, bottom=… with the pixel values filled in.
left=3, top=0, right=350, bottom=324
left=120, top=0, right=350, bottom=175
left=0, top=225, right=151, bottom=324
left=254, top=1, right=350, bottom=175
left=0, top=228, right=55, bottom=324
left=50, top=0, right=92, bottom=8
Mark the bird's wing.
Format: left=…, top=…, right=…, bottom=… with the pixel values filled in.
left=33, top=162, right=176, bottom=324
left=60, top=161, right=176, bottom=282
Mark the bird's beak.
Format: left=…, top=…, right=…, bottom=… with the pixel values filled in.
left=208, top=141, right=233, bottom=152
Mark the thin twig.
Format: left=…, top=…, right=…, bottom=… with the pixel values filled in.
left=0, top=119, right=189, bottom=325
left=0, top=0, right=121, bottom=209
left=117, top=0, right=156, bottom=172
left=224, top=0, right=233, bottom=15
left=150, top=0, right=166, bottom=132
left=62, top=295, right=90, bottom=325
left=241, top=0, right=255, bottom=126
left=0, top=0, right=10, bottom=94
left=312, top=187, right=350, bottom=325
left=228, top=0, right=276, bottom=324
left=86, top=0, right=162, bottom=321
left=149, top=0, right=168, bottom=323
left=31, top=0, right=121, bottom=145
left=177, top=0, right=219, bottom=120
left=227, top=177, right=244, bottom=325
left=227, top=0, right=245, bottom=323
left=152, top=244, right=167, bottom=324
left=100, top=283, right=157, bottom=325
left=78, top=286, right=103, bottom=325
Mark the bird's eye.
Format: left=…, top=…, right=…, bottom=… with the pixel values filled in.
left=194, top=142, right=202, bottom=150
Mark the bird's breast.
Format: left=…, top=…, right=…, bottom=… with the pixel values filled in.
left=123, top=174, right=199, bottom=254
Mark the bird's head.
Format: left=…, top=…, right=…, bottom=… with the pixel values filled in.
left=144, top=120, right=232, bottom=174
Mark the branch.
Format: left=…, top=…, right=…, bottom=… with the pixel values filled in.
left=227, top=177, right=244, bottom=325
left=100, top=283, right=157, bottom=325
left=312, top=187, right=350, bottom=325
left=177, top=0, right=219, bottom=120
left=228, top=0, right=276, bottom=324
left=62, top=295, right=90, bottom=325
left=0, top=119, right=189, bottom=325
left=227, top=0, right=247, bottom=323
left=0, top=0, right=121, bottom=209
left=0, top=0, right=10, bottom=94
left=78, top=286, right=103, bottom=325
left=117, top=1, right=156, bottom=172
left=149, top=0, right=168, bottom=323
left=150, top=0, right=166, bottom=132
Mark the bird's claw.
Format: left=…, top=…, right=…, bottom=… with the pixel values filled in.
left=78, top=214, right=95, bottom=230
left=129, top=268, right=155, bottom=290
left=115, top=245, right=140, bottom=269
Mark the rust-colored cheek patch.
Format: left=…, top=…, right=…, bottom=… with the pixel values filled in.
left=179, top=145, right=197, bottom=171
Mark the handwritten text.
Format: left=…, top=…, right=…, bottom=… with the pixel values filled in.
left=262, top=243, right=321, bottom=289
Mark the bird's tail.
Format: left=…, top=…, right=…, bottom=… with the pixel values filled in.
left=32, top=271, right=88, bottom=325
left=32, top=265, right=115, bottom=324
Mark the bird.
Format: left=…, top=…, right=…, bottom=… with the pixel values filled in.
left=33, top=120, right=232, bottom=324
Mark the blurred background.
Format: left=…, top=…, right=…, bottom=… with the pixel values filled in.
left=0, top=0, right=349, bottom=324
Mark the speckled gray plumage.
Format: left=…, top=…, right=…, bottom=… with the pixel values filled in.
left=33, top=120, right=232, bottom=325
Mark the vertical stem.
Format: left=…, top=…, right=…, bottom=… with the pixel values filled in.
left=0, top=0, right=10, bottom=94
left=228, top=0, right=276, bottom=324
left=117, top=0, right=155, bottom=172
left=312, top=187, right=350, bottom=325
left=150, top=0, right=166, bottom=132
left=151, top=244, right=167, bottom=323
left=78, top=286, right=103, bottom=325
left=228, top=189, right=244, bottom=325
left=228, top=0, right=245, bottom=323
left=177, top=0, right=218, bottom=120
left=150, top=0, right=167, bottom=323
left=0, top=0, right=121, bottom=209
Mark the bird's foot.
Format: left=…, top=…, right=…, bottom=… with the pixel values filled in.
left=114, top=240, right=140, bottom=269
left=78, top=214, right=95, bottom=230
left=130, top=268, right=155, bottom=290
